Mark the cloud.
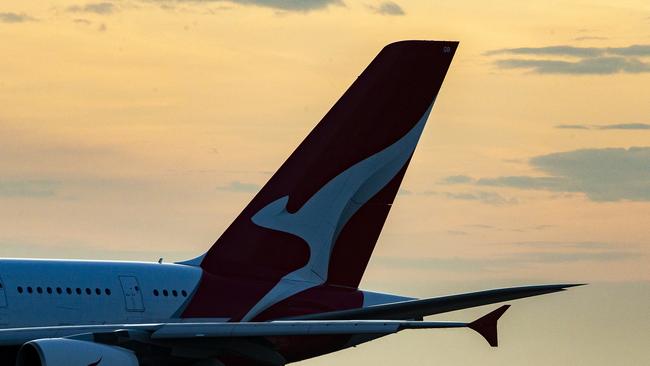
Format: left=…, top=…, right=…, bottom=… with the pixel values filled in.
left=370, top=1, right=405, bottom=16
left=486, top=44, right=650, bottom=75
left=155, top=0, right=344, bottom=12
left=444, top=191, right=518, bottom=205
left=556, top=123, right=650, bottom=130
left=495, top=57, right=650, bottom=74
left=473, top=147, right=650, bottom=201
left=556, top=124, right=592, bottom=130
left=516, top=241, right=616, bottom=250
left=216, top=180, right=261, bottom=193
left=486, top=45, right=650, bottom=57
left=0, top=12, right=36, bottom=23
left=599, top=123, right=650, bottom=130
left=0, top=181, right=59, bottom=198
left=439, top=175, right=473, bottom=184
left=67, top=2, right=116, bottom=15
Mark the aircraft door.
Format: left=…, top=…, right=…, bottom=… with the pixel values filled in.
left=0, top=276, right=7, bottom=307
left=119, top=276, right=145, bottom=312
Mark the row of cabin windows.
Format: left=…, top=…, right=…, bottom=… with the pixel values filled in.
left=13, top=285, right=189, bottom=299
left=153, top=289, right=187, bottom=298
left=16, top=286, right=112, bottom=296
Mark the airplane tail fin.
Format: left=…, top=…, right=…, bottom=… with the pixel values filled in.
left=181, top=41, right=458, bottom=320
left=198, top=40, right=458, bottom=287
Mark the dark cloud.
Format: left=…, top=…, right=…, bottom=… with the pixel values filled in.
left=216, top=180, right=261, bottom=193
left=474, top=147, right=650, bottom=202
left=439, top=174, right=473, bottom=184
left=556, top=124, right=592, bottom=130
left=487, top=44, right=650, bottom=75
left=486, top=45, right=650, bottom=57
left=477, top=176, right=568, bottom=190
left=160, top=0, right=344, bottom=12
left=495, top=56, right=650, bottom=75
left=0, top=12, right=36, bottom=23
left=67, top=2, right=116, bottom=15
left=599, top=123, right=650, bottom=130
left=0, top=181, right=59, bottom=198
left=370, top=1, right=405, bottom=16
left=556, top=123, right=650, bottom=130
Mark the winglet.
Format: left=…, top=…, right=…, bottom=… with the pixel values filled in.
left=468, top=305, right=510, bottom=347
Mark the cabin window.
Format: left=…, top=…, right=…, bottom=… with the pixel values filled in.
left=75, top=288, right=81, bottom=295
left=36, top=287, right=43, bottom=294
left=56, top=287, right=62, bottom=294
left=162, top=289, right=169, bottom=297
left=17, top=286, right=23, bottom=294
left=172, top=290, right=178, bottom=297
left=182, top=290, right=188, bottom=297
left=153, top=289, right=159, bottom=296
left=105, top=288, right=111, bottom=295
left=27, top=287, right=33, bottom=294
left=46, top=287, right=52, bottom=294
left=66, top=287, right=72, bottom=295
left=95, top=288, right=101, bottom=295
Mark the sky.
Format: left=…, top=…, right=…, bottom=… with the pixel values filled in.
left=0, top=0, right=649, bottom=364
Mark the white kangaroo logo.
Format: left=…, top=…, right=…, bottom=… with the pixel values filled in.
left=242, top=103, right=434, bottom=321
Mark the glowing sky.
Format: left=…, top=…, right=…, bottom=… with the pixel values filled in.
left=0, top=0, right=648, bottom=364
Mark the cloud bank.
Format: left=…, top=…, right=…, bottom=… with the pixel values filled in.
left=556, top=123, right=650, bottom=130
left=155, top=0, right=343, bottom=12
left=441, top=147, right=650, bottom=202
left=487, top=44, right=650, bottom=74
left=216, top=180, right=261, bottom=193
left=0, top=12, right=36, bottom=23
left=370, top=1, right=405, bottom=16
left=67, top=2, right=116, bottom=14
left=0, top=181, right=59, bottom=198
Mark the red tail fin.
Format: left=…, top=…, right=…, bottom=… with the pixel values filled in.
left=182, top=41, right=458, bottom=320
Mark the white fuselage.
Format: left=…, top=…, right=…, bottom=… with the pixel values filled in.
left=0, top=259, right=203, bottom=328
left=0, top=259, right=411, bottom=330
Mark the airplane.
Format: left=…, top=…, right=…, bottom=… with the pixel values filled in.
left=0, top=40, right=580, bottom=366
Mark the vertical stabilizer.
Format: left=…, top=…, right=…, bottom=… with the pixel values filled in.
left=182, top=41, right=458, bottom=320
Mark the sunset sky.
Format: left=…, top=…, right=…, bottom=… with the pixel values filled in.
left=0, top=0, right=648, bottom=364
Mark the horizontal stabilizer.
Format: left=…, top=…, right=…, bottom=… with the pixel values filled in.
left=468, top=305, right=509, bottom=347
left=288, top=284, right=582, bottom=320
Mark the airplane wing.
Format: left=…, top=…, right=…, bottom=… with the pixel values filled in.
left=0, top=284, right=581, bottom=365
left=1, top=306, right=510, bottom=366
left=288, top=284, right=582, bottom=321
left=0, top=305, right=507, bottom=347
